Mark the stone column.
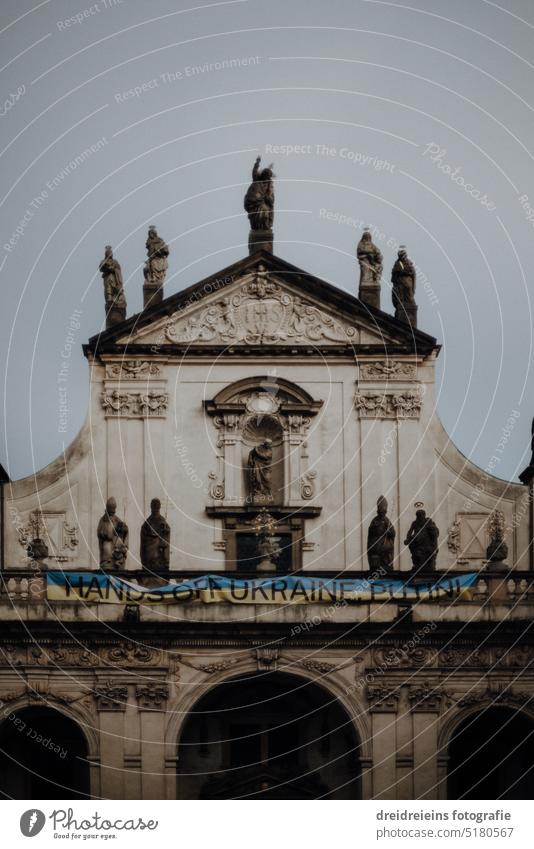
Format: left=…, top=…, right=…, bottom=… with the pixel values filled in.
left=409, top=684, right=442, bottom=800
left=136, top=683, right=169, bottom=799
left=94, top=682, right=129, bottom=799
left=367, top=684, right=400, bottom=799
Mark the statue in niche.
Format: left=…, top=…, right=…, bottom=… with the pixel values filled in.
left=97, top=497, right=129, bottom=569
left=140, top=498, right=170, bottom=570
left=357, top=228, right=383, bottom=287
left=144, top=225, right=169, bottom=289
left=404, top=503, right=439, bottom=570
left=99, top=246, right=126, bottom=327
left=367, top=495, right=396, bottom=571
left=244, top=156, right=275, bottom=231
left=248, top=439, right=273, bottom=502
left=391, top=246, right=417, bottom=325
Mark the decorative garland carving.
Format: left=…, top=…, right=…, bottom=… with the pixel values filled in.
left=101, top=390, right=168, bottom=418
left=354, top=390, right=422, bottom=419
left=105, top=361, right=161, bottom=380
left=359, top=361, right=416, bottom=381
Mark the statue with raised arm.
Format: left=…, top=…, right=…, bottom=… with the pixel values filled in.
left=97, top=497, right=129, bottom=569
left=391, top=245, right=417, bottom=327
left=519, top=416, right=534, bottom=485
left=367, top=495, right=396, bottom=571
left=99, top=246, right=126, bottom=328
left=244, top=156, right=275, bottom=233
left=248, top=439, right=273, bottom=502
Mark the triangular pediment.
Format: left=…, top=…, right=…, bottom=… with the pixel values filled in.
left=86, top=252, right=437, bottom=354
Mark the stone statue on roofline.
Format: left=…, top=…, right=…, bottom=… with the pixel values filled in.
left=244, top=156, right=275, bottom=253
left=143, top=225, right=169, bottom=307
left=367, top=495, right=396, bottom=571
left=99, top=246, right=126, bottom=328
left=404, top=502, right=439, bottom=570
left=357, top=227, right=383, bottom=309
left=140, top=498, right=171, bottom=570
left=97, top=497, right=129, bottom=569
left=391, top=245, right=417, bottom=328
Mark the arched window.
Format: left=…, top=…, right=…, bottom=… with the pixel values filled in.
left=0, top=707, right=90, bottom=799
left=447, top=707, right=534, bottom=799
left=177, top=671, right=361, bottom=799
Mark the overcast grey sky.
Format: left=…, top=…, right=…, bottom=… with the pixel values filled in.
left=1, top=0, right=533, bottom=482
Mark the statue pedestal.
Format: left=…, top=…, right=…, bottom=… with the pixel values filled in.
left=249, top=229, right=273, bottom=255
left=106, top=306, right=126, bottom=328
left=395, top=304, right=418, bottom=328
left=143, top=283, right=163, bottom=310
left=358, top=284, right=381, bottom=310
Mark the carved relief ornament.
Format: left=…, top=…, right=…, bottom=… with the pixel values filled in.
left=105, top=361, right=161, bottom=380
left=164, top=267, right=357, bottom=346
left=359, top=361, right=417, bottom=381
left=101, top=390, right=168, bottom=418
left=354, top=390, right=423, bottom=419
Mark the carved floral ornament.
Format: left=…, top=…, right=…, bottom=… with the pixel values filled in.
left=359, top=361, right=417, bottom=381
left=354, top=390, right=423, bottom=419
left=164, top=267, right=358, bottom=346
left=101, top=390, right=168, bottom=418
left=104, top=361, right=161, bottom=380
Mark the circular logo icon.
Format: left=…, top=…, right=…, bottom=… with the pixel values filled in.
left=20, top=810, right=46, bottom=837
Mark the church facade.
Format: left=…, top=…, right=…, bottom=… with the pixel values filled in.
left=1, top=164, right=534, bottom=800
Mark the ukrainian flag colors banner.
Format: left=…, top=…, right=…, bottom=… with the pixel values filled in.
left=46, top=571, right=478, bottom=605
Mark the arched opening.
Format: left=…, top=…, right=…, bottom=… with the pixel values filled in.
left=0, top=706, right=90, bottom=799
left=447, top=707, right=534, bottom=799
left=177, top=671, right=361, bottom=799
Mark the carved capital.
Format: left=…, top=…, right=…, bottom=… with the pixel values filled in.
left=407, top=681, right=444, bottom=712
left=101, top=390, right=168, bottom=418
left=354, top=390, right=422, bottom=419
left=93, top=682, right=129, bottom=711
left=367, top=684, right=401, bottom=712
left=135, top=683, right=169, bottom=708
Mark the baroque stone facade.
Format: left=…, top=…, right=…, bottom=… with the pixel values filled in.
left=1, top=248, right=532, bottom=800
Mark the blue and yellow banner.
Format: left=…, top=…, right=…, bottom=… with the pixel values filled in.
left=46, top=571, right=478, bottom=605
